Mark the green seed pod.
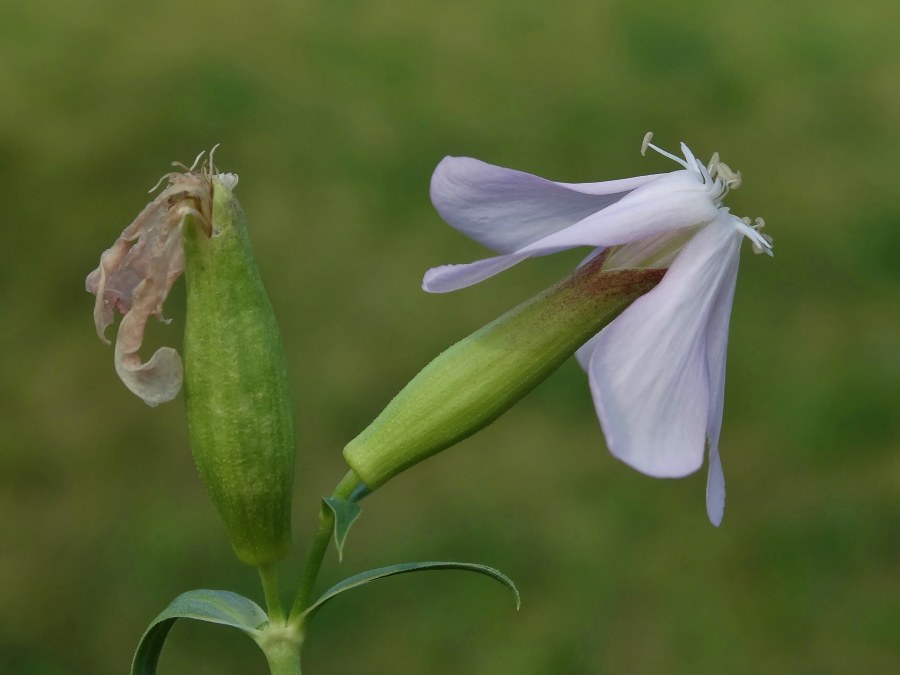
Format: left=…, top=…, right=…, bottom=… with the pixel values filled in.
left=342, top=251, right=664, bottom=490
left=183, top=174, right=295, bottom=566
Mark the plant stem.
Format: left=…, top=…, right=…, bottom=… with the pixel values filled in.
left=258, top=563, right=285, bottom=623
left=264, top=646, right=302, bottom=675
left=288, top=470, right=361, bottom=624
left=258, top=624, right=304, bottom=675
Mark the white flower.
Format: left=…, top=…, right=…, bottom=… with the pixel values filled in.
left=423, top=134, right=772, bottom=525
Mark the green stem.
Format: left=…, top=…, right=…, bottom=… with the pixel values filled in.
left=258, top=624, right=304, bottom=675
left=264, top=647, right=302, bottom=675
left=288, top=470, right=361, bottom=624
left=258, top=563, right=285, bottom=623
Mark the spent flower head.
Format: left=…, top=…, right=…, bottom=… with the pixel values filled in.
left=85, top=149, right=237, bottom=406
left=87, top=150, right=295, bottom=565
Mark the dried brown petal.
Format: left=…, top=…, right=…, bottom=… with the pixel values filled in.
left=86, top=160, right=216, bottom=405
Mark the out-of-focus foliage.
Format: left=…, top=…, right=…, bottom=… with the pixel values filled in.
left=1, top=0, right=897, bottom=673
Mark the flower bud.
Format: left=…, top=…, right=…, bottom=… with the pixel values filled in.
left=183, top=173, right=295, bottom=566
left=342, top=252, right=663, bottom=489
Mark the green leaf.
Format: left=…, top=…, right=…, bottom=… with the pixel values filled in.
left=323, top=496, right=361, bottom=562
left=302, top=561, right=520, bottom=620
left=131, top=589, right=268, bottom=675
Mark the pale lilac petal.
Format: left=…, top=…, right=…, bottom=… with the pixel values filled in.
left=575, top=331, right=602, bottom=371
left=517, top=171, right=719, bottom=255
left=601, top=227, right=700, bottom=271
left=586, top=216, right=743, bottom=477
left=422, top=238, right=599, bottom=293
left=422, top=251, right=531, bottom=293
left=706, top=445, right=726, bottom=526
left=701, top=221, right=743, bottom=524
left=425, top=171, right=719, bottom=294
left=703, top=230, right=740, bottom=453
left=431, top=156, right=663, bottom=254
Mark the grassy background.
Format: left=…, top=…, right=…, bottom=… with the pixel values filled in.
left=1, top=0, right=898, bottom=673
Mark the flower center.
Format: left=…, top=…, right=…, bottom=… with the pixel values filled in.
left=641, top=131, right=741, bottom=196
left=641, top=132, right=773, bottom=257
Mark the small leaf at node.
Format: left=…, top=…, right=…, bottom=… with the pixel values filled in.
left=323, top=496, right=362, bottom=562
left=131, top=589, right=268, bottom=675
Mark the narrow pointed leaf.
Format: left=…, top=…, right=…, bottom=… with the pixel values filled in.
left=131, top=589, right=268, bottom=675
left=323, top=496, right=361, bottom=562
left=303, top=561, right=520, bottom=620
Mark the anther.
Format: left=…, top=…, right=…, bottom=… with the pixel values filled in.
left=709, top=158, right=742, bottom=190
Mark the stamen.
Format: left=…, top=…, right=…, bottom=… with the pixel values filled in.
left=187, top=149, right=207, bottom=172
left=639, top=131, right=690, bottom=169
left=751, top=232, right=774, bottom=254
left=207, top=143, right=221, bottom=170
left=171, top=152, right=204, bottom=175
left=722, top=165, right=742, bottom=189
left=733, top=216, right=774, bottom=257
left=146, top=173, right=172, bottom=194
left=750, top=218, right=772, bottom=252
left=708, top=154, right=742, bottom=191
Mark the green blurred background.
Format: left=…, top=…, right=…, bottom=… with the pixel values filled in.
left=1, top=0, right=898, bottom=673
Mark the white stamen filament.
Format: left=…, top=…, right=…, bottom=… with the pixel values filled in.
left=734, top=216, right=774, bottom=256
left=640, top=132, right=691, bottom=170
left=641, top=133, right=713, bottom=183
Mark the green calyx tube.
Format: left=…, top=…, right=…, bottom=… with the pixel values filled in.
left=342, top=251, right=665, bottom=490
left=183, top=175, right=295, bottom=566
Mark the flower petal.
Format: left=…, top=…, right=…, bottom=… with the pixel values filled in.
left=586, top=215, right=742, bottom=477
left=430, top=156, right=663, bottom=254
left=86, top=198, right=169, bottom=343
left=701, top=224, right=742, bottom=525
left=422, top=251, right=531, bottom=293
left=516, top=171, right=719, bottom=255
left=112, top=228, right=185, bottom=406
left=424, top=170, right=720, bottom=294
left=706, top=445, right=726, bottom=526
left=575, top=330, right=602, bottom=371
